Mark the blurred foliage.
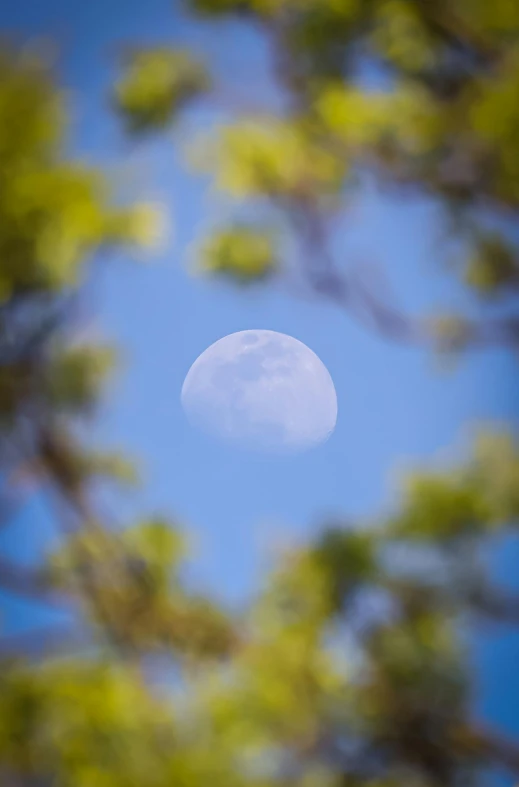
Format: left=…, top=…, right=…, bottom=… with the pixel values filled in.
left=108, top=0, right=519, bottom=346
left=45, top=344, right=117, bottom=414
left=191, top=119, right=347, bottom=202
left=464, top=233, right=519, bottom=294
left=0, top=51, right=162, bottom=299
left=113, top=47, right=210, bottom=136
left=194, top=224, right=278, bottom=283
left=1, top=2, right=519, bottom=786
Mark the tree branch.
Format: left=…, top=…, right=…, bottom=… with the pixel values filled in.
left=0, top=558, right=66, bottom=605
left=0, top=623, right=85, bottom=659
left=458, top=723, right=519, bottom=775
left=470, top=589, right=519, bottom=625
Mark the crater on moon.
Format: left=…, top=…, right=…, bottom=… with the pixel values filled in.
left=181, top=330, right=337, bottom=454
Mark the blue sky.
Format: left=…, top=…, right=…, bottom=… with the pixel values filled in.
left=0, top=0, right=518, bottom=752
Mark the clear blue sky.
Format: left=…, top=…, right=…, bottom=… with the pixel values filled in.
left=0, top=0, right=518, bottom=752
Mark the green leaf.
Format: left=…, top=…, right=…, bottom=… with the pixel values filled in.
left=390, top=472, right=492, bottom=541
left=194, top=224, right=278, bottom=283
left=46, top=344, right=117, bottom=414
left=465, top=233, right=518, bottom=294
left=190, top=118, right=347, bottom=200
left=122, top=518, right=187, bottom=569
left=113, top=47, right=209, bottom=135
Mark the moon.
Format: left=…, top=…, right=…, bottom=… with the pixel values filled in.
left=181, top=330, right=337, bottom=453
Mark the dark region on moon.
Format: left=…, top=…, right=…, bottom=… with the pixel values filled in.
left=211, top=353, right=292, bottom=387
left=240, top=332, right=260, bottom=346
left=195, top=338, right=298, bottom=448
left=211, top=338, right=295, bottom=385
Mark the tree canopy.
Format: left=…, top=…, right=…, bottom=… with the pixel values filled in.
left=1, top=1, right=519, bottom=785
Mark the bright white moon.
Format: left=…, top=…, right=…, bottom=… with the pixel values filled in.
left=181, top=330, right=337, bottom=453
